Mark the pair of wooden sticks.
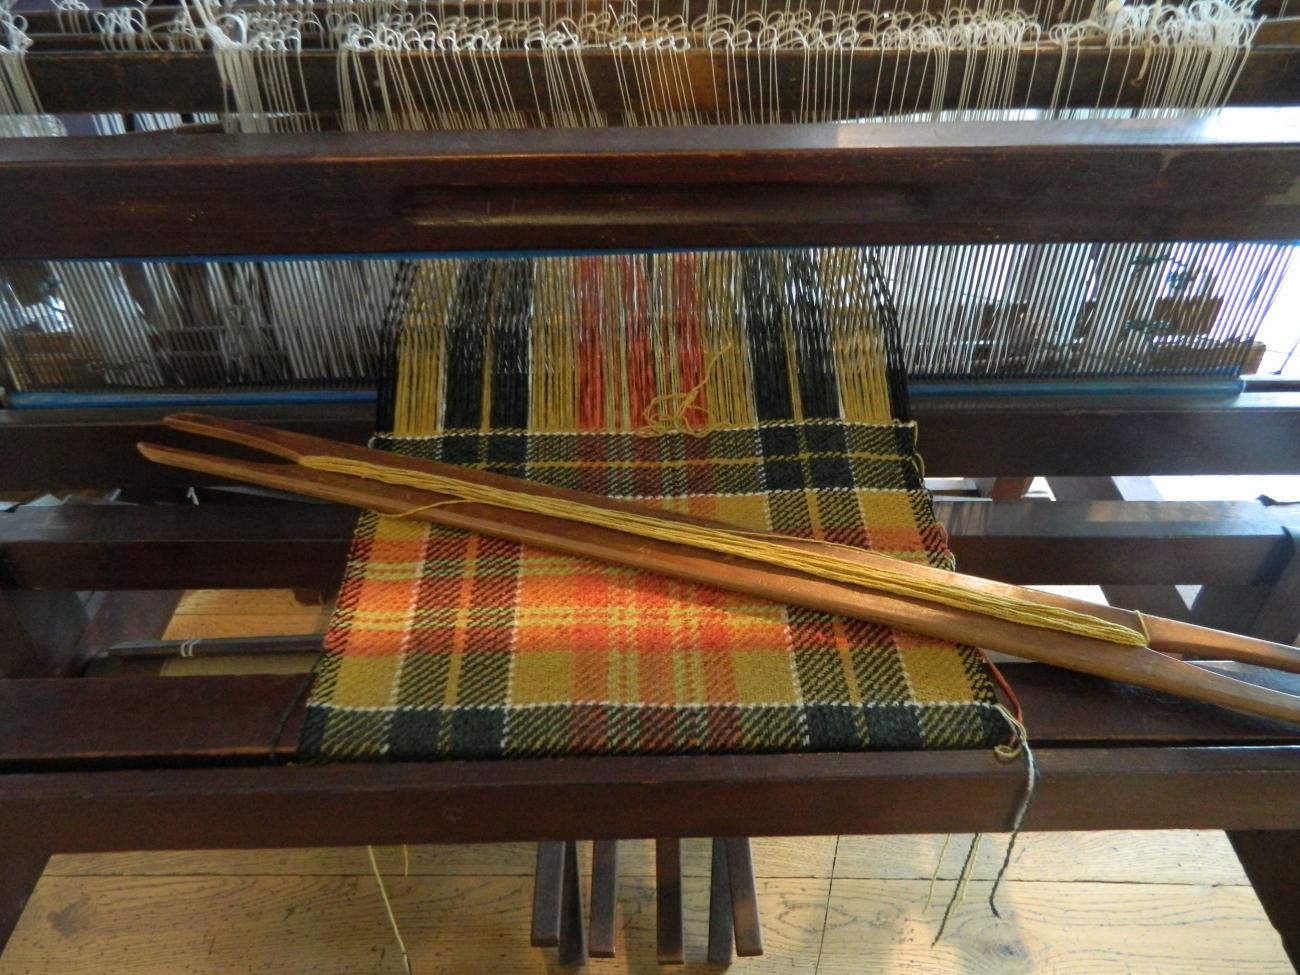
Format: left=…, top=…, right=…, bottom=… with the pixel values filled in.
left=139, top=413, right=1300, bottom=727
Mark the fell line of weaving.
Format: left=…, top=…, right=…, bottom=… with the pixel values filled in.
left=301, top=249, right=1007, bottom=761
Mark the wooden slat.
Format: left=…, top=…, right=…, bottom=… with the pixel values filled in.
left=17, top=0, right=1295, bottom=31
left=725, top=838, right=763, bottom=957
left=831, top=830, right=1249, bottom=884
left=706, top=839, right=734, bottom=965
left=21, top=46, right=1300, bottom=115
left=816, top=878, right=1291, bottom=974
left=2, top=498, right=1292, bottom=591
left=5, top=110, right=1300, bottom=258
left=3, top=746, right=1300, bottom=853
left=4, top=664, right=1300, bottom=770
left=655, top=839, right=684, bottom=964
left=0, top=873, right=836, bottom=974
left=587, top=840, right=619, bottom=958
left=45, top=836, right=838, bottom=880
left=0, top=504, right=355, bottom=590
left=557, top=839, right=586, bottom=967
left=0, top=674, right=309, bottom=765
left=3, top=391, right=1300, bottom=492
left=529, top=842, right=564, bottom=948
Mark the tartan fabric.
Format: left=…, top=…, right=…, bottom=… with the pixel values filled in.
left=300, top=419, right=1004, bottom=760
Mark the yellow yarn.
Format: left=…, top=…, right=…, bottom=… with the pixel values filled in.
left=299, top=454, right=1149, bottom=648
left=389, top=250, right=898, bottom=438
left=637, top=345, right=733, bottom=437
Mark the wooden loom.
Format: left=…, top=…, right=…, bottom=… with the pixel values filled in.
left=4, top=1, right=1300, bottom=967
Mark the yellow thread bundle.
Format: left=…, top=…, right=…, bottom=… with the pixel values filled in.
left=299, top=454, right=1149, bottom=648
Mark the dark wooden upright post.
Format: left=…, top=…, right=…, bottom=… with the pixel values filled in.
left=1226, top=830, right=1300, bottom=967
left=557, top=840, right=586, bottom=967
left=707, top=839, right=734, bottom=965
left=588, top=840, right=619, bottom=958
left=656, top=839, right=684, bottom=964
left=0, top=855, right=48, bottom=956
left=530, top=842, right=565, bottom=948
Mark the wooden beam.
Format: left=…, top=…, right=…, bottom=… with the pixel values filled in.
left=0, top=503, right=356, bottom=590
left=724, top=838, right=763, bottom=957
left=4, top=664, right=1299, bottom=769
left=17, top=0, right=1294, bottom=32
left=1046, top=475, right=1194, bottom=619
left=2, top=392, right=1299, bottom=492
left=2, top=743, right=1300, bottom=853
left=3, top=498, right=1293, bottom=590
left=914, top=389, right=1300, bottom=477
left=22, top=47, right=1300, bottom=115
left=558, top=839, right=587, bottom=967
left=1247, top=527, right=1300, bottom=644
left=5, top=110, right=1300, bottom=258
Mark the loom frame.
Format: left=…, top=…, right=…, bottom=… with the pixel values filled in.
left=5, top=111, right=1300, bottom=257
left=4, top=109, right=1300, bottom=965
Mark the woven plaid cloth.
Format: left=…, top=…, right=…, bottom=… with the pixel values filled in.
left=300, top=420, right=1004, bottom=760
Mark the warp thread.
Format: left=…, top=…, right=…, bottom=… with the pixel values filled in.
left=299, top=453, right=1149, bottom=649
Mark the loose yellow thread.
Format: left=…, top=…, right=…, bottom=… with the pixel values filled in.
left=378, top=497, right=468, bottom=521
left=367, top=845, right=413, bottom=975
left=953, top=834, right=982, bottom=906
left=924, top=833, right=953, bottom=910
left=1135, top=610, right=1151, bottom=646
left=637, top=344, right=733, bottom=437
left=299, top=454, right=1149, bottom=648
left=993, top=703, right=1030, bottom=762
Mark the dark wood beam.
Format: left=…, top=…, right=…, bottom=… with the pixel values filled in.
left=17, top=0, right=1294, bottom=31
left=22, top=47, right=1300, bottom=116
left=4, top=664, right=1299, bottom=771
left=0, top=503, right=356, bottom=591
left=5, top=111, right=1300, bottom=258
left=2, top=742, right=1300, bottom=853
left=1046, top=475, right=1194, bottom=619
left=2, top=392, right=1299, bottom=492
left=915, top=390, right=1300, bottom=477
left=2, top=498, right=1292, bottom=590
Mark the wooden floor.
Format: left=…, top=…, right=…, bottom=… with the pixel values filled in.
left=1, top=591, right=1293, bottom=975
